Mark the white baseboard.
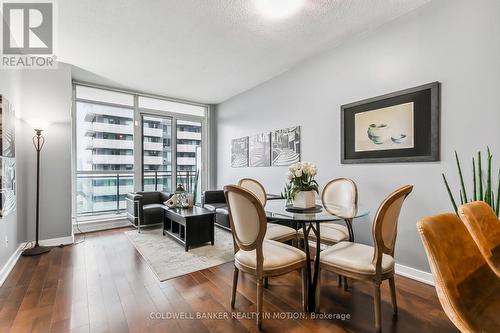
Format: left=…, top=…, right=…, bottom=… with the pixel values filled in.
left=0, top=234, right=74, bottom=287
left=37, top=235, right=75, bottom=247
left=0, top=243, right=24, bottom=287
left=395, top=263, right=434, bottom=285
left=73, top=219, right=132, bottom=234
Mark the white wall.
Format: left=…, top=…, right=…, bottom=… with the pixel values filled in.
left=216, top=0, right=500, bottom=273
left=17, top=64, right=73, bottom=242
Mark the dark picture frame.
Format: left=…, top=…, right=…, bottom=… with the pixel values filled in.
left=341, top=82, right=440, bottom=164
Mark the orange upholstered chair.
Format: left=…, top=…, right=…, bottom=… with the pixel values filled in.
left=417, top=213, right=500, bottom=333
left=458, top=201, right=500, bottom=277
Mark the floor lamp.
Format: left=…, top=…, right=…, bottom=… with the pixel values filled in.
left=22, top=124, right=51, bottom=256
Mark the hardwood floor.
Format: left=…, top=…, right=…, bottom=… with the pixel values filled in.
left=0, top=227, right=458, bottom=333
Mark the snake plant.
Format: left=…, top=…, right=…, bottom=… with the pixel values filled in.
left=442, top=147, right=499, bottom=217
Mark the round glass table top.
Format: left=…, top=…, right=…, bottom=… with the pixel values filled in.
left=265, top=199, right=369, bottom=222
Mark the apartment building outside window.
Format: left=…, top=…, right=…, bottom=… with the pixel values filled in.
left=73, top=84, right=208, bottom=221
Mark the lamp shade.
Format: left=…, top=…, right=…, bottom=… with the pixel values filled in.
left=26, top=119, right=51, bottom=131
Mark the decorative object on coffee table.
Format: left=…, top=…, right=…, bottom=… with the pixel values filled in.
left=341, top=82, right=440, bottom=163
left=162, top=206, right=215, bottom=251
left=175, top=184, right=189, bottom=208
left=282, top=161, right=319, bottom=209
left=22, top=121, right=52, bottom=256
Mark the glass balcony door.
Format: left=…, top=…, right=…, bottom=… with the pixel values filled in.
left=73, top=83, right=209, bottom=223
left=142, top=115, right=173, bottom=192
left=176, top=119, right=202, bottom=203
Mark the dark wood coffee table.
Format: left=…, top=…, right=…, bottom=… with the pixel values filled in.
left=162, top=206, right=215, bottom=252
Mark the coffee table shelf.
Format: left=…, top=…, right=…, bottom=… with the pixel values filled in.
left=162, top=206, right=215, bottom=251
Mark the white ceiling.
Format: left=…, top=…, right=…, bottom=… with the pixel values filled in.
left=59, top=0, right=430, bottom=104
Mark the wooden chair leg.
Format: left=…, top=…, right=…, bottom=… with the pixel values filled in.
left=389, top=276, right=398, bottom=316
left=231, top=266, right=239, bottom=309
left=337, top=275, right=342, bottom=286
left=374, top=281, right=382, bottom=333
left=257, top=277, right=264, bottom=330
left=343, top=276, right=349, bottom=290
left=264, top=277, right=269, bottom=288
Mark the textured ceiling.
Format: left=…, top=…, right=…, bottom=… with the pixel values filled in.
left=59, top=0, right=430, bottom=104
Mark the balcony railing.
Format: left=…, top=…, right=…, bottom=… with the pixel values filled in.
left=76, top=170, right=200, bottom=218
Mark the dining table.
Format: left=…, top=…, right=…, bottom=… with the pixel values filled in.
left=265, top=199, right=369, bottom=312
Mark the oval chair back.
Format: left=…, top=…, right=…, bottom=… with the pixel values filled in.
left=459, top=201, right=500, bottom=277
left=223, top=185, right=267, bottom=254
left=372, top=185, right=413, bottom=275
left=321, top=178, right=358, bottom=218
left=238, top=178, right=267, bottom=206
left=417, top=212, right=500, bottom=333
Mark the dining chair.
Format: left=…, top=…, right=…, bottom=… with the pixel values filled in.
left=458, top=201, right=500, bottom=277
left=224, top=185, right=307, bottom=329
left=316, top=185, right=413, bottom=333
left=417, top=212, right=500, bottom=333
left=238, top=178, right=298, bottom=244
left=298, top=178, right=355, bottom=244
left=298, top=178, right=357, bottom=288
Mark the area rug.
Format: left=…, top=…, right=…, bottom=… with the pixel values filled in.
left=125, top=227, right=234, bottom=281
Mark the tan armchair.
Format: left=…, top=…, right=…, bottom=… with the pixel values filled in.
left=224, top=185, right=307, bottom=329
left=238, top=178, right=297, bottom=244
left=458, top=201, right=500, bottom=277
left=417, top=212, right=500, bottom=333
left=317, top=185, right=413, bottom=333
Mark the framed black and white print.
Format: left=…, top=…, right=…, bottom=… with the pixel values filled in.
left=271, top=126, right=301, bottom=166
left=0, top=95, right=15, bottom=158
left=341, top=82, right=440, bottom=164
left=249, top=133, right=271, bottom=167
left=231, top=137, right=249, bottom=168
left=0, top=157, right=16, bottom=218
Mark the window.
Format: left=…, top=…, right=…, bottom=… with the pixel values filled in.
left=73, top=84, right=208, bottom=221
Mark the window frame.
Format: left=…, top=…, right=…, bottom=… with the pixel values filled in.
left=71, top=81, right=210, bottom=222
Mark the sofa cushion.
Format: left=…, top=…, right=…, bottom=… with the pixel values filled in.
left=215, top=207, right=230, bottom=229
left=143, top=203, right=165, bottom=211
left=205, top=203, right=227, bottom=211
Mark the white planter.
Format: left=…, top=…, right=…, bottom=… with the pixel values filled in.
left=293, top=191, right=316, bottom=209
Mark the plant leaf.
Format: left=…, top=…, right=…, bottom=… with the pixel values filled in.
left=478, top=151, right=483, bottom=201
left=442, top=173, right=458, bottom=214
left=485, top=148, right=492, bottom=205
left=496, top=168, right=500, bottom=217
left=473, top=157, right=477, bottom=201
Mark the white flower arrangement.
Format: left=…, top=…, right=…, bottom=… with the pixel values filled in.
left=282, top=161, right=319, bottom=200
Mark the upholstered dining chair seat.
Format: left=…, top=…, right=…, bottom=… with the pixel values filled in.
left=320, top=242, right=395, bottom=275
left=265, top=224, right=297, bottom=241
left=299, top=223, right=349, bottom=244
left=235, top=239, right=306, bottom=272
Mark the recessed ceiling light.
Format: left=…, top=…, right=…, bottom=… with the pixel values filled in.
left=255, top=0, right=306, bottom=19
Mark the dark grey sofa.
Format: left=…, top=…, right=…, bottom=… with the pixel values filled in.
left=202, top=190, right=230, bottom=230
